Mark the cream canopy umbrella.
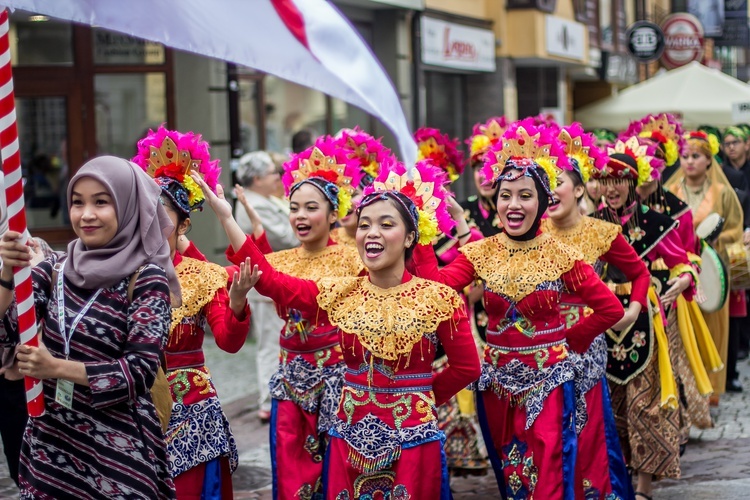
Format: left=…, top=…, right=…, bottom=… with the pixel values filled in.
left=575, top=62, right=750, bottom=130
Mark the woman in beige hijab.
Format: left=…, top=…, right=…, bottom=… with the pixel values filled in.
left=666, top=132, right=744, bottom=399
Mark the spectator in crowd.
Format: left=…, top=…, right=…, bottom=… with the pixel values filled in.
left=0, top=157, right=178, bottom=498
left=234, top=151, right=298, bottom=422
left=291, top=129, right=314, bottom=154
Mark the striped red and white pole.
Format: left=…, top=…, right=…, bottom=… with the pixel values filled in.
left=0, top=9, right=44, bottom=417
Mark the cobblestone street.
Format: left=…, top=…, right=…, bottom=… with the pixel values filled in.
left=3, top=337, right=750, bottom=498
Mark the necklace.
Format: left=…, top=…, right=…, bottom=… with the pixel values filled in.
left=681, top=179, right=708, bottom=213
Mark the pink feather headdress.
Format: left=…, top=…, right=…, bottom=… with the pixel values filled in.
left=414, top=127, right=465, bottom=183
left=334, top=127, right=396, bottom=183
left=132, top=125, right=221, bottom=212
left=482, top=120, right=570, bottom=194
left=622, top=113, right=685, bottom=167
left=282, top=135, right=362, bottom=218
left=558, top=122, right=608, bottom=183
left=531, top=113, right=561, bottom=129
left=466, top=116, right=508, bottom=164
left=595, top=135, right=664, bottom=186
left=362, top=158, right=455, bottom=245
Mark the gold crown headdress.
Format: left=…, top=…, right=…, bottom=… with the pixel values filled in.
left=483, top=123, right=568, bottom=192
left=282, top=138, right=362, bottom=217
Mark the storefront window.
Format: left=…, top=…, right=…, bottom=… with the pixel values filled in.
left=93, top=28, right=165, bottom=65
left=425, top=71, right=466, bottom=141
left=238, top=77, right=261, bottom=153
left=17, top=97, right=69, bottom=229
left=10, top=12, right=73, bottom=66
left=263, top=75, right=326, bottom=154
left=94, top=73, right=167, bottom=158
left=599, top=0, right=614, bottom=49
left=331, top=98, right=373, bottom=136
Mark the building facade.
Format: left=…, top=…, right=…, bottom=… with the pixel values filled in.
left=9, top=1, right=748, bottom=258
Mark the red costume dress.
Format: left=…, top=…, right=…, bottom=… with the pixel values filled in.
left=253, top=234, right=363, bottom=499
left=645, top=189, right=715, bottom=439
left=542, top=216, right=649, bottom=500
left=228, top=236, right=480, bottom=499
left=594, top=204, right=696, bottom=480
left=164, top=249, right=250, bottom=498
left=413, top=232, right=623, bottom=499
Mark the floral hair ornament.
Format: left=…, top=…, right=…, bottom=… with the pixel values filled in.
left=482, top=119, right=569, bottom=196
left=624, top=113, right=685, bottom=167
left=595, top=136, right=663, bottom=186
left=466, top=116, right=508, bottom=164
left=334, top=127, right=396, bottom=187
left=558, top=123, right=608, bottom=184
left=685, top=130, right=720, bottom=157
left=283, top=135, right=362, bottom=218
left=132, top=125, right=221, bottom=215
left=414, top=127, right=465, bottom=183
left=360, top=158, right=455, bottom=245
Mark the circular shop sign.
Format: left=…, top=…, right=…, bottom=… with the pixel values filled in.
left=660, top=13, right=704, bottom=69
left=626, top=21, right=665, bottom=63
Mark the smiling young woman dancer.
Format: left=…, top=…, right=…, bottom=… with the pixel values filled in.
left=665, top=131, right=744, bottom=401
left=593, top=136, right=701, bottom=500
left=243, top=136, right=365, bottom=499
left=0, top=156, right=179, bottom=499
left=196, top=157, right=481, bottom=499
left=132, top=127, right=255, bottom=498
left=412, top=122, right=624, bottom=499
left=625, top=120, right=718, bottom=446
left=541, top=123, right=648, bottom=500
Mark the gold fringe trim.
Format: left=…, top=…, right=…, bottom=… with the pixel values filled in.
left=607, top=282, right=633, bottom=295
left=650, top=258, right=669, bottom=271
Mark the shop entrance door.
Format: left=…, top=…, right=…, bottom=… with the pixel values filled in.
left=13, top=77, right=87, bottom=243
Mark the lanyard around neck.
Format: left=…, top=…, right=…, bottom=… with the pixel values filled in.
left=56, top=261, right=102, bottom=359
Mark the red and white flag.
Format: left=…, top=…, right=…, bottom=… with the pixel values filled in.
left=2, top=0, right=417, bottom=165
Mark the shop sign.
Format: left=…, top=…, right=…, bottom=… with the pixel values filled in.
left=545, top=15, right=586, bottom=62
left=506, top=0, right=557, bottom=13
left=369, top=0, right=424, bottom=9
left=626, top=21, right=665, bottom=62
left=716, top=0, right=749, bottom=47
left=732, top=102, right=750, bottom=123
left=93, top=30, right=164, bottom=65
left=420, top=17, right=496, bottom=72
left=606, top=54, right=638, bottom=84
left=687, top=0, right=725, bottom=37
left=660, top=13, right=704, bottom=69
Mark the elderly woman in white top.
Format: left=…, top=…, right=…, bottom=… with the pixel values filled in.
left=234, top=151, right=298, bottom=421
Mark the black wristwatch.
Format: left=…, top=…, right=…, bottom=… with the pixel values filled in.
left=0, top=276, right=13, bottom=290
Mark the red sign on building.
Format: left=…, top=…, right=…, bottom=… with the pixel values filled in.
left=660, top=13, right=705, bottom=69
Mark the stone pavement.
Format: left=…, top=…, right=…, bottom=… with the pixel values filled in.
left=3, top=342, right=750, bottom=498
left=227, top=352, right=750, bottom=499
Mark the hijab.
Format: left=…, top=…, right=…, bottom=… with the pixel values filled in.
left=64, top=156, right=181, bottom=303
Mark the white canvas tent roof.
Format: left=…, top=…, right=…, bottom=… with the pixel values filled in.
left=575, top=62, right=750, bottom=130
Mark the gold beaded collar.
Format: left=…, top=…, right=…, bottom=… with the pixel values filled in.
left=171, top=257, right=228, bottom=333
left=459, top=232, right=582, bottom=303
left=316, top=276, right=462, bottom=362
left=541, top=216, right=620, bottom=266
left=266, top=244, right=363, bottom=280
